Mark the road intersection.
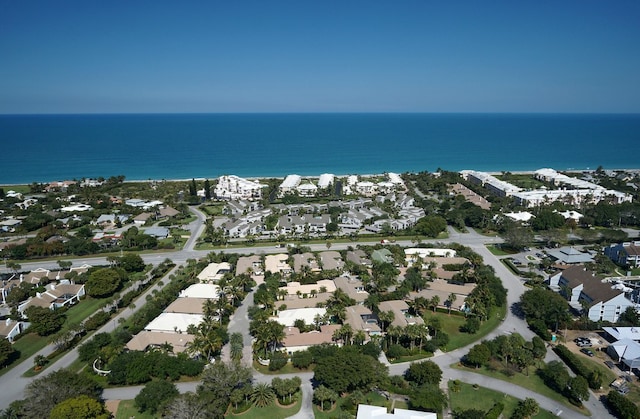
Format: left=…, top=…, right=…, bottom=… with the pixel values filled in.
left=1, top=209, right=615, bottom=417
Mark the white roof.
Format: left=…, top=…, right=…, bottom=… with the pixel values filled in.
left=604, top=327, right=640, bottom=341
left=357, top=404, right=436, bottom=419
left=197, top=262, right=231, bottom=282
left=504, top=211, right=535, bottom=222
left=144, top=312, right=204, bottom=333
left=179, top=283, right=220, bottom=299
left=273, top=308, right=327, bottom=327
left=405, top=248, right=457, bottom=258
left=281, top=174, right=302, bottom=188
left=318, top=173, right=334, bottom=188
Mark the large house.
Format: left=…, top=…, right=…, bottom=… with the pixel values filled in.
left=548, top=265, right=635, bottom=322
left=378, top=300, right=424, bottom=328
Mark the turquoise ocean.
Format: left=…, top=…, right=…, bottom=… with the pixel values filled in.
left=1, top=113, right=639, bottom=185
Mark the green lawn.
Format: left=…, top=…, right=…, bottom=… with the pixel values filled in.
left=252, top=361, right=313, bottom=375
left=437, top=305, right=506, bottom=351
left=115, top=399, right=158, bottom=419
left=64, top=297, right=109, bottom=327
left=314, top=391, right=389, bottom=419
left=486, top=244, right=518, bottom=256
left=449, top=380, right=557, bottom=418
left=227, top=396, right=301, bottom=419
left=452, top=363, right=590, bottom=415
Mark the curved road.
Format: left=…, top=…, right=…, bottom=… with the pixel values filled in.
left=2, top=214, right=615, bottom=417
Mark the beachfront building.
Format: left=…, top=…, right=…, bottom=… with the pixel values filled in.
left=318, top=173, right=335, bottom=189
left=214, top=175, right=263, bottom=200
left=461, top=168, right=632, bottom=207
left=279, top=175, right=302, bottom=196
left=296, top=182, right=318, bottom=197
left=460, top=170, right=522, bottom=197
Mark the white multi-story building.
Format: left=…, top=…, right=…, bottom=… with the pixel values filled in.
left=215, top=175, right=263, bottom=200
left=279, top=174, right=302, bottom=196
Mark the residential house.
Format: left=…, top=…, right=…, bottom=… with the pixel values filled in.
left=345, top=305, right=381, bottom=337
left=143, top=227, right=169, bottom=238
left=318, top=251, right=344, bottom=271
left=0, top=319, right=29, bottom=342
left=292, top=253, right=320, bottom=274
left=236, top=255, right=263, bottom=276
left=197, top=262, right=232, bottom=283
left=346, top=250, right=372, bottom=268
left=158, top=206, right=180, bottom=219
left=264, top=254, right=292, bottom=276
left=126, top=331, right=194, bottom=354
left=333, top=276, right=369, bottom=304
left=179, top=283, right=220, bottom=300
left=19, top=281, right=85, bottom=315
left=144, top=313, right=204, bottom=333
left=282, top=280, right=336, bottom=298
left=281, top=324, right=341, bottom=354
left=272, top=307, right=327, bottom=327
left=372, top=248, right=394, bottom=264
left=378, top=300, right=424, bottom=327
left=133, top=212, right=154, bottom=226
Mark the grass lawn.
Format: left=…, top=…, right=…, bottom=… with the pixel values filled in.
left=115, top=399, right=158, bottom=419
left=314, top=391, right=389, bottom=419
left=64, top=297, right=109, bottom=327
left=227, top=396, right=301, bottom=419
left=449, top=380, right=557, bottom=418
left=438, top=305, right=507, bottom=351
left=487, top=244, right=518, bottom=256
left=252, top=361, right=313, bottom=375
left=452, top=363, right=590, bottom=415
left=390, top=351, right=433, bottom=364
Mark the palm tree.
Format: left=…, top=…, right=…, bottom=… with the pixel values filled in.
left=251, top=383, right=275, bottom=407
left=446, top=293, right=457, bottom=314
left=431, top=295, right=440, bottom=312
left=378, top=310, right=395, bottom=333
left=313, top=385, right=337, bottom=411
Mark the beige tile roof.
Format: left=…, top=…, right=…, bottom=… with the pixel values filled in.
left=164, top=298, right=208, bottom=315
left=126, top=331, right=194, bottom=353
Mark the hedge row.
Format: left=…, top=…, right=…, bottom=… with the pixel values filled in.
left=606, top=390, right=640, bottom=419
left=553, top=344, right=602, bottom=389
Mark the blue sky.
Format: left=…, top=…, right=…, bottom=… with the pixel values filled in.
left=1, top=1, right=639, bottom=113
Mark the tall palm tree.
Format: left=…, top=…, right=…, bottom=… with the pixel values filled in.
left=446, top=293, right=457, bottom=314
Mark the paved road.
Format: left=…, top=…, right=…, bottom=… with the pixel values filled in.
left=2, top=219, right=617, bottom=417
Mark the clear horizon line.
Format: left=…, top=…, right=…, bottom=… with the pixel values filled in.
left=2, top=111, right=640, bottom=117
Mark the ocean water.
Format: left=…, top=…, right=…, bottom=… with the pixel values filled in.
left=1, top=113, right=639, bottom=185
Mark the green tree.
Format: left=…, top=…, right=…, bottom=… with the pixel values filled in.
left=0, top=339, right=15, bottom=367
left=135, top=380, right=179, bottom=414
left=409, top=384, right=447, bottom=412
left=415, top=215, right=447, bottom=237
left=251, top=383, right=275, bottom=407
left=49, top=395, right=110, bottom=419
left=20, top=369, right=103, bottom=418
left=119, top=253, right=146, bottom=272
left=465, top=343, right=490, bottom=368
left=511, top=397, right=539, bottom=419
left=405, top=360, right=442, bottom=386
left=85, top=268, right=122, bottom=298
left=313, top=385, right=338, bottom=411
left=24, top=306, right=65, bottom=336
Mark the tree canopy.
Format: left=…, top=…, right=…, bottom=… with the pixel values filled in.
left=85, top=267, right=123, bottom=298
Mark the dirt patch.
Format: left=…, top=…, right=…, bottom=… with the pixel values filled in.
left=105, top=400, right=120, bottom=416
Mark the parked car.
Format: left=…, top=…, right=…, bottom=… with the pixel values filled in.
left=605, top=361, right=615, bottom=369
left=580, top=348, right=595, bottom=357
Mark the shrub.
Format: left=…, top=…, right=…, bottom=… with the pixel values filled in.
left=527, top=319, right=553, bottom=341
left=83, top=311, right=111, bottom=331
left=485, top=402, right=504, bottom=419
left=291, top=350, right=313, bottom=369
left=606, top=390, right=640, bottom=419
left=387, top=344, right=407, bottom=359
left=268, top=351, right=288, bottom=371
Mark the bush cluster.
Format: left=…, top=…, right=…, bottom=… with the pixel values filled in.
left=606, top=390, right=640, bottom=419
left=553, top=345, right=602, bottom=389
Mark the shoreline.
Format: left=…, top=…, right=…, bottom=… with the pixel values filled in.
left=3, top=167, right=640, bottom=187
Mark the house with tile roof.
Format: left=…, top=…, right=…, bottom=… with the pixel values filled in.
left=345, top=305, right=381, bottom=338
left=281, top=324, right=341, bottom=354
left=378, top=300, right=424, bottom=327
